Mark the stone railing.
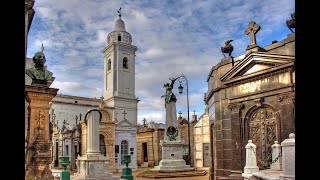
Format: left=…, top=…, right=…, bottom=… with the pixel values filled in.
left=242, top=133, right=295, bottom=180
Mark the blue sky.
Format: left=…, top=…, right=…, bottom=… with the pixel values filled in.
left=27, top=0, right=295, bottom=124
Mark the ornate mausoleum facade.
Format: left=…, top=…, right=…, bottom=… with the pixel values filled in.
left=206, top=20, right=295, bottom=179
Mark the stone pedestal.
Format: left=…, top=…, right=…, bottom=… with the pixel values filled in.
left=279, top=133, right=295, bottom=180
left=72, top=110, right=122, bottom=180
left=151, top=140, right=194, bottom=172
left=25, top=85, right=58, bottom=180
left=242, top=140, right=259, bottom=180
left=270, top=141, right=282, bottom=170
left=72, top=154, right=121, bottom=180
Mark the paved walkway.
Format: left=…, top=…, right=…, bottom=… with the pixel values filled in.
left=113, top=167, right=210, bottom=180
left=54, top=167, right=210, bottom=180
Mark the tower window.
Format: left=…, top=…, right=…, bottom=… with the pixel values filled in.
left=123, top=57, right=128, bottom=69
left=118, top=35, right=121, bottom=41
left=108, top=59, right=111, bottom=71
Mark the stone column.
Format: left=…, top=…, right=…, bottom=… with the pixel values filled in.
left=270, top=141, right=282, bottom=170
left=25, top=85, right=58, bottom=180
left=279, top=133, right=295, bottom=180
left=80, top=121, right=87, bottom=155
left=242, top=140, right=259, bottom=180
left=86, top=111, right=101, bottom=154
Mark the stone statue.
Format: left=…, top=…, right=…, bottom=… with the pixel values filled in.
left=113, top=110, right=118, bottom=123
left=286, top=12, right=295, bottom=33
left=99, top=96, right=104, bottom=108
left=26, top=44, right=54, bottom=85
left=221, top=40, right=233, bottom=58
left=161, top=78, right=177, bottom=107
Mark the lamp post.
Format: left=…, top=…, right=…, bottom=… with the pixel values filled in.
left=170, top=74, right=191, bottom=165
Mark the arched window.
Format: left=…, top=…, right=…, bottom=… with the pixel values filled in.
left=99, top=134, right=106, bottom=156
left=121, top=140, right=129, bottom=164
left=123, top=57, right=128, bottom=69
left=118, top=35, right=121, bottom=41
left=108, top=59, right=111, bottom=71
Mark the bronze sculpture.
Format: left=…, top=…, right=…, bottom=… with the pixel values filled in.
left=26, top=44, right=54, bottom=86
left=221, top=40, right=234, bottom=58
left=286, top=12, right=295, bottom=33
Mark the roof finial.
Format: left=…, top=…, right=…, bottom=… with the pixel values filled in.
left=117, top=7, right=122, bottom=18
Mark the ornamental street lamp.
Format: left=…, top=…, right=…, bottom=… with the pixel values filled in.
left=170, top=74, right=191, bottom=165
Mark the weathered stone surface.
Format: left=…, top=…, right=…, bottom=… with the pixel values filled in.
left=25, top=85, right=58, bottom=180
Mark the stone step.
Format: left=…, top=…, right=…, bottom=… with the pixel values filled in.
left=141, top=162, right=148, bottom=167
left=217, top=177, right=241, bottom=180
left=229, top=170, right=243, bottom=180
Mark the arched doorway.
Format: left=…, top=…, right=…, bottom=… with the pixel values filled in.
left=245, top=106, right=279, bottom=169
left=121, top=140, right=129, bottom=164
left=99, top=134, right=106, bottom=156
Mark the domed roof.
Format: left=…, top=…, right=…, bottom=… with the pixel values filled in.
left=113, top=17, right=126, bottom=31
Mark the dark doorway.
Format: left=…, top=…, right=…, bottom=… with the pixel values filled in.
left=54, top=141, right=59, bottom=167
left=203, top=143, right=211, bottom=167
left=74, top=145, right=77, bottom=169
left=99, top=134, right=106, bottom=156
left=79, top=143, right=81, bottom=156
left=142, top=142, right=148, bottom=162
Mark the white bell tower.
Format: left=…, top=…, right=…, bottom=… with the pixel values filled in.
left=102, top=9, right=139, bottom=170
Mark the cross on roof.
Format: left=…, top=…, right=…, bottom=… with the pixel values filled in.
left=245, top=21, right=261, bottom=46
left=142, top=118, right=147, bottom=125
left=117, top=7, right=122, bottom=17
left=193, top=110, right=196, bottom=115
left=122, top=110, right=127, bottom=119
left=178, top=111, right=182, bottom=117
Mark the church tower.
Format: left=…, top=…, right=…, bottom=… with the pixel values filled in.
left=102, top=9, right=138, bottom=170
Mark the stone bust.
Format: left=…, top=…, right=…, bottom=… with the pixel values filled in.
left=26, top=44, right=54, bottom=85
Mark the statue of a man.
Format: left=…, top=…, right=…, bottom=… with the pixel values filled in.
left=26, top=44, right=54, bottom=85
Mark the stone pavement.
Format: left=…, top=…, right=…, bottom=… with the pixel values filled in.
left=113, top=167, right=210, bottom=180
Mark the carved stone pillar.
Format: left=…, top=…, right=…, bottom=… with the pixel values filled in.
left=25, top=85, right=58, bottom=180
left=227, top=103, right=244, bottom=171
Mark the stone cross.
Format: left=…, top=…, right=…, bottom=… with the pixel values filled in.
left=142, top=118, right=147, bottom=125
left=117, top=7, right=122, bottom=17
left=178, top=111, right=182, bottom=117
left=245, top=21, right=261, bottom=46
left=122, top=111, right=127, bottom=119
left=193, top=110, right=196, bottom=115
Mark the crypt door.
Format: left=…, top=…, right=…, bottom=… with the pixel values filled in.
left=248, top=107, right=278, bottom=169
